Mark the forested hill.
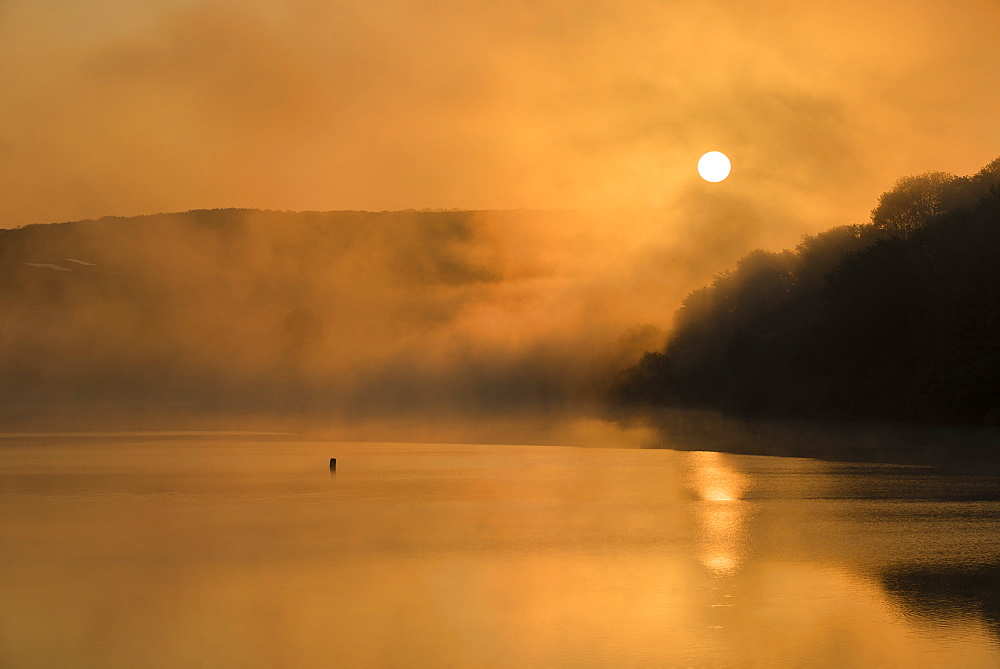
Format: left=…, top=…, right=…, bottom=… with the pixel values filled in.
left=0, top=208, right=664, bottom=423
left=612, top=157, right=1000, bottom=426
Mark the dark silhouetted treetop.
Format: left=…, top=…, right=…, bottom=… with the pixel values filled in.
left=870, top=171, right=956, bottom=239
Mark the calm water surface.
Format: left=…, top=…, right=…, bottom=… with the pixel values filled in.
left=2, top=423, right=999, bottom=667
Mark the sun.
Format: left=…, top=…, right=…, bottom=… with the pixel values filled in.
left=698, top=151, right=731, bottom=182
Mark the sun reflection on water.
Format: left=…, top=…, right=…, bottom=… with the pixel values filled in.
left=688, top=451, right=753, bottom=577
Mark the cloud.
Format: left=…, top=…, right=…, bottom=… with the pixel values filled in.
left=0, top=0, right=997, bottom=229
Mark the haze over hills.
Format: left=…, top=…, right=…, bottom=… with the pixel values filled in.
left=7, top=158, right=1000, bottom=431
left=0, top=208, right=696, bottom=425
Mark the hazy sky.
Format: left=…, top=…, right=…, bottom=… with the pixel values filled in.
left=2, top=0, right=998, bottom=230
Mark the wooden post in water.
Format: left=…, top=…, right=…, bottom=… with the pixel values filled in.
left=329, top=458, right=337, bottom=471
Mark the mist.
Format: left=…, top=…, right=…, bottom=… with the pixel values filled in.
left=1, top=207, right=738, bottom=424
left=2, top=0, right=999, bottom=427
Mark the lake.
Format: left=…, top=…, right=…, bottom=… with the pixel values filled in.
left=2, top=421, right=999, bottom=667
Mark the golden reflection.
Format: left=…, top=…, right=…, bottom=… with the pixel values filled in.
left=688, top=451, right=752, bottom=577
left=690, top=450, right=750, bottom=502
left=2, top=437, right=1000, bottom=666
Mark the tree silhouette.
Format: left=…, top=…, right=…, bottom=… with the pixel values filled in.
left=611, top=156, right=1000, bottom=426
left=870, top=172, right=956, bottom=239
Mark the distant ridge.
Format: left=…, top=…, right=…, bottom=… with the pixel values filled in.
left=0, top=207, right=662, bottom=425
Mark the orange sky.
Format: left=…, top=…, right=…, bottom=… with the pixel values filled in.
left=1, top=0, right=998, bottom=230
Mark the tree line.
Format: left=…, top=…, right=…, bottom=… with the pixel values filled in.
left=611, top=157, right=1000, bottom=425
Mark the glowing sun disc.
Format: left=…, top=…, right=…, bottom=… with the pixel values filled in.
left=698, top=151, right=731, bottom=182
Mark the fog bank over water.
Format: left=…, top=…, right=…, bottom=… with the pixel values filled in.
left=1, top=207, right=780, bottom=424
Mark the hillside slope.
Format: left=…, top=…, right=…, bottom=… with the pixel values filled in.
left=0, top=208, right=667, bottom=422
